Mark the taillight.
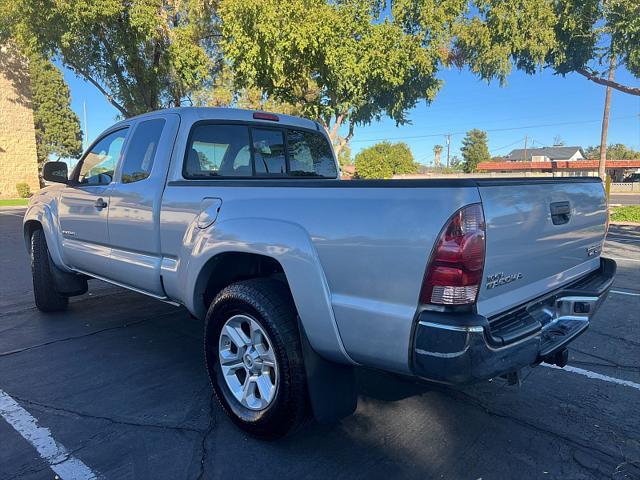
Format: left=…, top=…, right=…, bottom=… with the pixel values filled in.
left=420, top=203, right=486, bottom=305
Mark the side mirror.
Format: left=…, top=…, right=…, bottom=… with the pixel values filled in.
left=42, top=161, right=69, bottom=184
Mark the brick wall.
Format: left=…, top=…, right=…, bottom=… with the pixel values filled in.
left=0, top=46, right=40, bottom=198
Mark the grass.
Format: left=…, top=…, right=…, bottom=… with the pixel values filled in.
left=0, top=198, right=29, bottom=207
left=610, top=205, right=640, bottom=223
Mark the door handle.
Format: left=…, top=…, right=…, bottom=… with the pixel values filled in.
left=550, top=201, right=571, bottom=225
left=94, top=198, right=108, bottom=210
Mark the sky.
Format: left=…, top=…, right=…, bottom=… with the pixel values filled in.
left=61, top=63, right=640, bottom=166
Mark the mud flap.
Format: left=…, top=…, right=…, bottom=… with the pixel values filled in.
left=48, top=257, right=88, bottom=296
left=298, top=322, right=357, bottom=424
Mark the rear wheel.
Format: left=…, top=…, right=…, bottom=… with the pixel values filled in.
left=204, top=278, right=307, bottom=439
left=31, top=229, right=68, bottom=312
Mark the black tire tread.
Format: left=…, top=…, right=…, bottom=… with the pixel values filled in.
left=205, top=278, right=307, bottom=439
left=31, top=229, right=68, bottom=312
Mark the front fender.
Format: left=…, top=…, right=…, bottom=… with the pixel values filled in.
left=23, top=202, right=70, bottom=271
left=173, top=217, right=354, bottom=365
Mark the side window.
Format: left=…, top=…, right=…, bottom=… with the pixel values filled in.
left=184, top=124, right=251, bottom=177
left=253, top=128, right=286, bottom=175
left=79, top=129, right=128, bottom=185
left=121, top=119, right=165, bottom=184
left=287, top=129, right=337, bottom=178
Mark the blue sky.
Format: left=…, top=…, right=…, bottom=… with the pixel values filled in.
left=62, top=64, right=640, bottom=165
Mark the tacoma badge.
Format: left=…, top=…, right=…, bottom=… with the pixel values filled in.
left=486, top=272, right=523, bottom=290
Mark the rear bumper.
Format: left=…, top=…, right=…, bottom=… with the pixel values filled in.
left=411, top=257, right=616, bottom=384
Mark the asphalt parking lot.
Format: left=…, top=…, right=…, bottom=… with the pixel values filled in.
left=1, top=206, right=638, bottom=480
left=610, top=194, right=640, bottom=206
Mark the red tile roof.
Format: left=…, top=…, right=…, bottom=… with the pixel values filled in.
left=478, top=159, right=640, bottom=171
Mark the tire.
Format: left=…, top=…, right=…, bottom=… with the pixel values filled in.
left=31, top=229, right=68, bottom=312
left=204, top=278, right=307, bottom=439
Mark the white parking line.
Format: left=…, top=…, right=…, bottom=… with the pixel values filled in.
left=0, top=389, right=98, bottom=480
left=606, top=256, right=640, bottom=263
left=542, top=364, right=640, bottom=392
left=611, top=289, right=640, bottom=297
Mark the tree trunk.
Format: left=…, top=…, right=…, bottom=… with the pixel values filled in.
left=323, top=113, right=353, bottom=157
left=599, top=56, right=616, bottom=180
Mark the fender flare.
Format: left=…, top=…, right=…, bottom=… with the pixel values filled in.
left=23, top=202, right=70, bottom=271
left=180, top=217, right=355, bottom=365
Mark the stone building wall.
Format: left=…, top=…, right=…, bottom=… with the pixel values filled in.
left=0, top=46, right=40, bottom=198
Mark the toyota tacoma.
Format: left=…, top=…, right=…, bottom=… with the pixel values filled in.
left=24, top=107, right=615, bottom=438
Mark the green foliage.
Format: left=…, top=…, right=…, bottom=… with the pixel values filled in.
left=4, top=0, right=218, bottom=116
left=396, top=0, right=640, bottom=95
left=460, top=129, right=490, bottom=173
left=16, top=182, right=31, bottom=198
left=193, top=65, right=303, bottom=115
left=219, top=0, right=442, bottom=154
left=338, top=143, right=353, bottom=169
left=585, top=144, right=640, bottom=160
left=354, top=142, right=418, bottom=179
left=450, top=155, right=463, bottom=170
left=610, top=206, right=640, bottom=223
left=28, top=52, right=83, bottom=166
left=0, top=199, right=30, bottom=206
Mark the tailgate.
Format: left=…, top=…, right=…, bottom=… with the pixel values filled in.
left=476, top=178, right=607, bottom=318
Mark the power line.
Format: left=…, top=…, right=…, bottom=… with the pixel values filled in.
left=490, top=137, right=525, bottom=154
left=350, top=114, right=639, bottom=144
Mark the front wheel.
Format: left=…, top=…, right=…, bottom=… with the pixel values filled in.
left=204, top=278, right=307, bottom=439
left=31, top=229, right=68, bottom=312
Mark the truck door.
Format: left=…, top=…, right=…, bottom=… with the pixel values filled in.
left=105, top=114, right=179, bottom=296
left=58, top=127, right=129, bottom=275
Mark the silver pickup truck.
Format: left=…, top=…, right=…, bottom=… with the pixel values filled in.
left=25, top=107, right=615, bottom=438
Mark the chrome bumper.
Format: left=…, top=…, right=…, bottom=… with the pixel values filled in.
left=411, top=257, right=616, bottom=384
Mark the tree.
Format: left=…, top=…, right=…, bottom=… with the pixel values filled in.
left=433, top=144, right=443, bottom=167
left=2, top=0, right=218, bottom=117
left=354, top=142, right=417, bottom=179
left=450, top=155, right=463, bottom=170
left=218, top=0, right=442, bottom=155
left=393, top=0, right=640, bottom=96
left=460, top=129, right=490, bottom=173
left=28, top=52, right=83, bottom=167
left=338, top=143, right=353, bottom=170
left=193, top=64, right=304, bottom=115
left=585, top=144, right=640, bottom=160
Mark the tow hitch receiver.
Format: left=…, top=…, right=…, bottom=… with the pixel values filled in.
left=543, top=348, right=569, bottom=368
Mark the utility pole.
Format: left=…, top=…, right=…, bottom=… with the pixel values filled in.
left=523, top=135, right=528, bottom=161
left=599, top=56, right=616, bottom=180
left=83, top=101, right=88, bottom=150
left=446, top=134, right=451, bottom=168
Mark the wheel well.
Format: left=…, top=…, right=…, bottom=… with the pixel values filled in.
left=198, top=252, right=288, bottom=313
left=23, top=220, right=42, bottom=249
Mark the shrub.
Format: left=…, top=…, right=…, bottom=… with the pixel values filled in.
left=354, top=142, right=417, bottom=179
left=610, top=206, right=640, bottom=223
left=16, top=182, right=31, bottom=198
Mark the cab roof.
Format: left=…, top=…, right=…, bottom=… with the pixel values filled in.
left=112, top=107, right=321, bottom=132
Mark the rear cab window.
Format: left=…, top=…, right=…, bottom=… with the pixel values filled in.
left=183, top=122, right=337, bottom=179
